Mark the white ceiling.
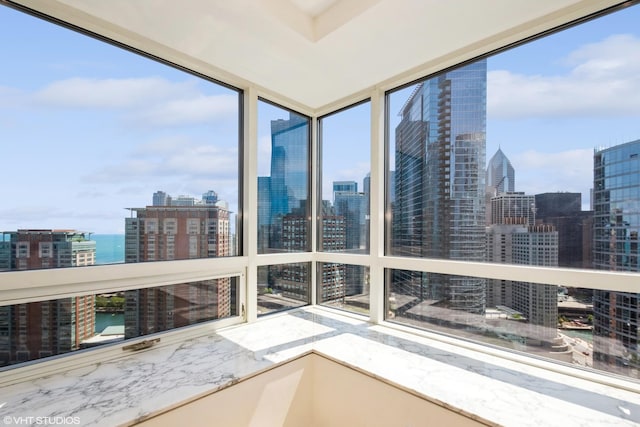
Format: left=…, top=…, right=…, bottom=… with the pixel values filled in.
left=10, top=0, right=625, bottom=110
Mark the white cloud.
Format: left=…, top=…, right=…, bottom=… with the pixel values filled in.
left=164, top=145, right=238, bottom=177
left=488, top=34, right=640, bottom=119
left=86, top=136, right=238, bottom=184
left=134, top=94, right=237, bottom=126
left=512, top=148, right=593, bottom=195
left=34, top=76, right=195, bottom=109
left=32, top=76, right=236, bottom=127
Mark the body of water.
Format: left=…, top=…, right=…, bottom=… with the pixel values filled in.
left=93, top=234, right=125, bottom=265
left=95, top=312, right=124, bottom=333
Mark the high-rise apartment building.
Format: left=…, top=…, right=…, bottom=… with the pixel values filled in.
left=486, top=192, right=535, bottom=308
left=593, top=140, right=640, bottom=373
left=124, top=194, right=232, bottom=338
left=279, top=207, right=346, bottom=302
left=0, top=230, right=96, bottom=365
left=486, top=193, right=559, bottom=344
left=332, top=180, right=367, bottom=295
left=333, top=184, right=367, bottom=251
left=490, top=192, right=536, bottom=226
left=510, top=224, right=558, bottom=343
left=392, top=61, right=487, bottom=314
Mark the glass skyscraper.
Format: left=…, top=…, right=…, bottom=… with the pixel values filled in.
left=262, top=112, right=310, bottom=252
left=486, top=148, right=515, bottom=196
left=390, top=60, right=487, bottom=314
left=593, top=139, right=640, bottom=374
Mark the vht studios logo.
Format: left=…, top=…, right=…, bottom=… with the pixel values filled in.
left=1, top=404, right=81, bottom=425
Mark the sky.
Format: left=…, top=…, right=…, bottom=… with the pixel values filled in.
left=1, top=3, right=639, bottom=234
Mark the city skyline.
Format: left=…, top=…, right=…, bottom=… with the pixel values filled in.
left=0, top=0, right=640, bottom=376
left=1, top=6, right=639, bottom=233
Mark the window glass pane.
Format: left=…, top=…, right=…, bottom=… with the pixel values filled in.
left=387, top=270, right=567, bottom=360
left=319, top=102, right=371, bottom=254
left=0, top=277, right=239, bottom=368
left=387, top=61, right=487, bottom=262
left=257, top=101, right=310, bottom=254
left=318, top=263, right=369, bottom=315
left=0, top=6, right=241, bottom=270
left=386, top=4, right=640, bottom=379
left=257, top=263, right=310, bottom=315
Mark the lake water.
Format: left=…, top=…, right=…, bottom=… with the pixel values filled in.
left=93, top=234, right=125, bottom=265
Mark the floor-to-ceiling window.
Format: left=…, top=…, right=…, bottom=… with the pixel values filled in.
left=0, top=4, right=243, bottom=367
left=256, top=99, right=311, bottom=315
left=317, top=101, right=371, bottom=314
left=385, top=2, right=640, bottom=379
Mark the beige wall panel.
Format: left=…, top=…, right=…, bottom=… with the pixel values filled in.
left=137, top=354, right=487, bottom=426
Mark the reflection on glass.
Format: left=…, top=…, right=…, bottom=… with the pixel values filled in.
left=318, top=263, right=369, bottom=315
left=386, top=270, right=581, bottom=365
left=124, top=278, right=238, bottom=337
left=0, top=6, right=240, bottom=268
left=257, top=101, right=310, bottom=254
left=0, top=277, right=238, bottom=367
left=257, top=263, right=310, bottom=315
left=319, top=102, right=371, bottom=254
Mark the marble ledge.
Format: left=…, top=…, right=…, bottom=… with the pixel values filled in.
left=0, top=307, right=639, bottom=426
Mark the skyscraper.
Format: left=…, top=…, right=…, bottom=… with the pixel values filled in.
left=486, top=148, right=515, bottom=196
left=491, top=192, right=536, bottom=226
left=0, top=230, right=96, bottom=366
left=535, top=192, right=593, bottom=269
left=333, top=182, right=367, bottom=252
left=279, top=210, right=346, bottom=302
left=593, top=140, right=640, bottom=375
left=392, top=61, right=487, bottom=314
left=510, top=225, right=559, bottom=343
left=486, top=193, right=558, bottom=344
left=124, top=193, right=232, bottom=338
left=332, top=180, right=367, bottom=295
left=266, top=112, right=309, bottom=251
left=257, top=176, right=272, bottom=253
left=486, top=192, right=536, bottom=308
left=153, top=190, right=171, bottom=206
left=486, top=148, right=516, bottom=225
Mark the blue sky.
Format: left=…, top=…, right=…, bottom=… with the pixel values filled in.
left=485, top=6, right=640, bottom=205
left=1, top=4, right=639, bottom=234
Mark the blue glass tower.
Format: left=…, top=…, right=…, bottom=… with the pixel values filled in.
left=268, top=112, right=309, bottom=250
left=593, top=139, right=640, bottom=375
left=392, top=60, right=487, bottom=313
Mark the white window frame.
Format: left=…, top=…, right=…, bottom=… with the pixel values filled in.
left=1, top=0, right=639, bottom=391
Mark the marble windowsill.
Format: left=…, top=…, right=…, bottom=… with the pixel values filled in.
left=1, top=306, right=639, bottom=426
